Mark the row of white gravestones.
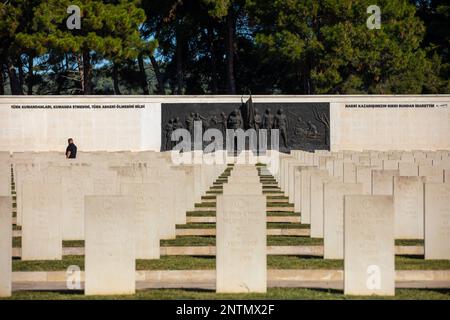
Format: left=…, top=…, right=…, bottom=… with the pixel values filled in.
left=286, top=151, right=450, bottom=261
left=14, top=162, right=162, bottom=259
left=216, top=166, right=266, bottom=293
left=83, top=160, right=225, bottom=295
left=0, top=196, right=12, bottom=297
left=282, top=150, right=449, bottom=194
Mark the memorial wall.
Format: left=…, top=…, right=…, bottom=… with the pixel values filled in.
left=0, top=95, right=449, bottom=152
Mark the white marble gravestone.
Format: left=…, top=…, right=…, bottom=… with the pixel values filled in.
left=343, top=162, right=357, bottom=183
left=393, top=176, right=425, bottom=239
left=372, top=170, right=399, bottom=195
left=383, top=160, right=399, bottom=170
left=21, top=182, right=62, bottom=260
left=0, top=163, right=11, bottom=196
left=293, top=168, right=303, bottom=213
left=61, top=168, right=94, bottom=240
left=310, top=173, right=337, bottom=238
left=419, top=165, right=444, bottom=183
left=399, top=162, right=419, bottom=176
left=356, top=166, right=374, bottom=195
left=333, top=159, right=344, bottom=179
left=344, top=195, right=395, bottom=296
left=323, top=182, right=363, bottom=259
left=216, top=194, right=266, bottom=293
left=223, top=182, right=262, bottom=195
left=143, top=169, right=176, bottom=240
left=300, top=167, right=319, bottom=224
left=173, top=165, right=196, bottom=213
left=424, top=183, right=450, bottom=259
left=287, top=161, right=304, bottom=203
left=0, top=197, right=12, bottom=297
left=85, top=195, right=136, bottom=295
left=228, top=175, right=260, bottom=184
left=14, top=163, right=40, bottom=226
left=120, top=183, right=160, bottom=259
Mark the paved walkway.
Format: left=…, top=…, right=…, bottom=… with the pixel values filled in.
left=12, top=280, right=450, bottom=293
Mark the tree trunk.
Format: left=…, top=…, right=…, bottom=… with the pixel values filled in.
left=27, top=55, right=33, bottom=95
left=175, top=28, right=183, bottom=95
left=112, top=62, right=121, bottom=95
left=150, top=56, right=165, bottom=94
left=225, top=9, right=236, bottom=95
left=76, top=53, right=84, bottom=93
left=0, top=65, right=4, bottom=95
left=17, top=57, right=25, bottom=94
left=82, top=49, right=93, bottom=95
left=6, top=59, right=23, bottom=95
left=138, top=53, right=149, bottom=95
left=208, top=25, right=218, bottom=94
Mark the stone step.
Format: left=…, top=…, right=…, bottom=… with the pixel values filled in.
left=11, top=245, right=425, bottom=258
left=189, top=206, right=295, bottom=212
left=267, top=198, right=289, bottom=203
left=10, top=270, right=450, bottom=291
left=263, top=191, right=284, bottom=195
left=200, top=198, right=216, bottom=203
left=267, top=202, right=294, bottom=207
left=187, top=216, right=301, bottom=224
left=206, top=191, right=222, bottom=194
left=265, top=207, right=294, bottom=212
left=175, top=228, right=310, bottom=237
left=194, top=204, right=216, bottom=208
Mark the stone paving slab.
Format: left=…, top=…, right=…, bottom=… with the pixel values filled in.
left=10, top=270, right=450, bottom=292
left=186, top=216, right=300, bottom=223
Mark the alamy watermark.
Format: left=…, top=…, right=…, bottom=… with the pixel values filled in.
left=66, top=265, right=81, bottom=290
left=169, top=120, right=280, bottom=174
left=367, top=5, right=381, bottom=30
left=66, top=5, right=81, bottom=30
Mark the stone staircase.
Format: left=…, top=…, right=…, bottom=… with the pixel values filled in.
left=178, top=163, right=306, bottom=237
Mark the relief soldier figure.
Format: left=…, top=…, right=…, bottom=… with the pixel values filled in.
left=165, top=119, right=174, bottom=150
left=173, top=117, right=184, bottom=130
left=262, top=108, right=274, bottom=129
left=185, top=112, right=195, bottom=135
left=254, top=109, right=262, bottom=131
left=227, top=109, right=242, bottom=130
left=274, top=108, right=289, bottom=148
left=212, top=112, right=229, bottom=137
left=194, top=112, right=209, bottom=131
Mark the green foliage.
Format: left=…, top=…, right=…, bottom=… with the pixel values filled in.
left=0, top=0, right=449, bottom=94
left=247, top=0, right=441, bottom=94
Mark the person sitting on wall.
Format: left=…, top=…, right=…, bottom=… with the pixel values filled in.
left=66, top=138, right=77, bottom=159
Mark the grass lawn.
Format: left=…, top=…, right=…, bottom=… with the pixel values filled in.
left=12, top=236, right=427, bottom=248
left=2, top=287, right=450, bottom=300
left=12, top=255, right=450, bottom=272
